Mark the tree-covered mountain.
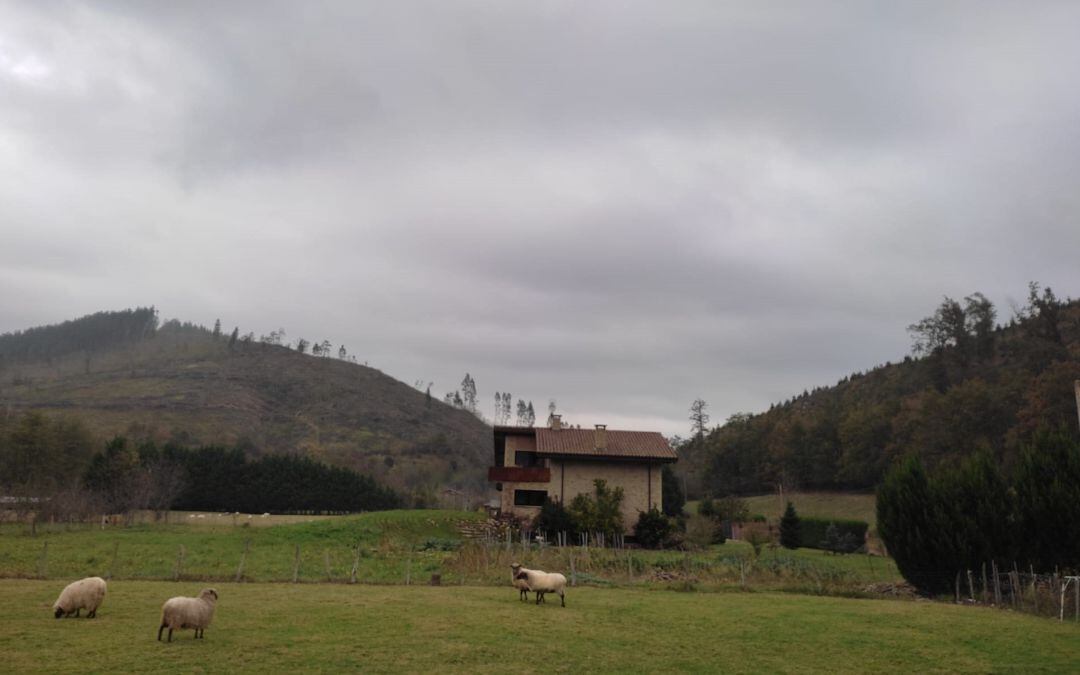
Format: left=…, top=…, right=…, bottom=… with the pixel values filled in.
left=687, top=284, right=1080, bottom=497
left=0, top=309, right=492, bottom=496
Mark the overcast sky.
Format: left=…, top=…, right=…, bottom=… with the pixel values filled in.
left=2, top=2, right=1079, bottom=436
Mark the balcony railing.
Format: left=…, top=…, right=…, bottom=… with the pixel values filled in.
left=487, top=466, right=551, bottom=483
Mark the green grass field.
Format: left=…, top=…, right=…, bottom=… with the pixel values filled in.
left=0, top=510, right=900, bottom=592
left=4, top=579, right=1078, bottom=673
left=689, top=492, right=878, bottom=528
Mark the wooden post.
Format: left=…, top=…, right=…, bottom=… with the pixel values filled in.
left=993, top=561, right=1002, bottom=604
left=107, top=541, right=119, bottom=580
left=1031, top=565, right=1038, bottom=614
left=1060, top=578, right=1068, bottom=621
left=982, top=563, right=989, bottom=604
left=235, top=539, right=250, bottom=583
left=174, top=545, right=185, bottom=581
left=1074, top=576, right=1078, bottom=621
left=324, top=549, right=332, bottom=582
left=967, top=570, right=975, bottom=603
left=955, top=572, right=960, bottom=604
left=569, top=554, right=576, bottom=587
left=350, top=545, right=360, bottom=584
left=292, top=544, right=301, bottom=583
left=405, top=555, right=411, bottom=586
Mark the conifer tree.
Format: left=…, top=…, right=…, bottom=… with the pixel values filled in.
left=779, top=501, right=801, bottom=549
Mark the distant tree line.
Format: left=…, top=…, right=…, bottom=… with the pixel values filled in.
left=692, top=283, right=1080, bottom=496
left=84, top=440, right=402, bottom=515
left=0, top=410, right=401, bottom=526
left=878, top=430, right=1080, bottom=594
left=0, top=308, right=158, bottom=365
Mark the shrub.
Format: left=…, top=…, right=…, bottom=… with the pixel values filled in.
left=533, top=497, right=575, bottom=537
left=683, top=514, right=717, bottom=549
left=779, top=502, right=801, bottom=549
left=634, top=507, right=674, bottom=549
left=800, top=518, right=869, bottom=553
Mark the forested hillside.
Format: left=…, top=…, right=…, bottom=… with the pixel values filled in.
left=687, top=284, right=1080, bottom=496
left=0, top=309, right=492, bottom=496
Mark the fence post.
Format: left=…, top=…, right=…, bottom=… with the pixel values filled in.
left=966, top=570, right=974, bottom=603
left=955, top=572, right=960, bottom=604
left=235, top=539, right=250, bottom=583
left=350, top=545, right=360, bottom=584
left=107, top=541, right=119, bottom=581
left=292, top=544, right=301, bottom=583
left=992, top=561, right=1001, bottom=606
left=569, top=553, right=576, bottom=587
left=405, top=555, right=412, bottom=586
left=981, top=563, right=989, bottom=604
left=174, top=545, right=185, bottom=581
left=324, top=550, right=332, bottom=582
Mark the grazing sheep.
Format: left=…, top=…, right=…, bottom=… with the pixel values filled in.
left=514, top=567, right=567, bottom=607
left=158, top=588, right=218, bottom=642
left=509, top=563, right=531, bottom=602
left=53, top=577, right=107, bottom=619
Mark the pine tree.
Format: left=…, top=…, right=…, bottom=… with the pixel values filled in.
left=779, top=501, right=801, bottom=549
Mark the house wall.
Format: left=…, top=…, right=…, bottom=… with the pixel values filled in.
left=503, top=434, right=538, bottom=466
left=499, top=434, right=546, bottom=516
left=554, top=459, right=662, bottom=528
left=496, top=432, right=667, bottom=530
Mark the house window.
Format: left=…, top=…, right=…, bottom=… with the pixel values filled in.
left=513, top=489, right=547, bottom=507
left=515, top=451, right=544, bottom=468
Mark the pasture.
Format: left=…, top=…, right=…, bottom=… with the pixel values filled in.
left=4, top=579, right=1080, bottom=673
left=0, top=510, right=900, bottom=591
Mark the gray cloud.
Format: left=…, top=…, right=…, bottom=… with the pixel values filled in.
left=2, top=1, right=1079, bottom=435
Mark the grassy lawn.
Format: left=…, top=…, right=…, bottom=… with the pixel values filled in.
left=741, top=492, right=878, bottom=527
left=3, top=579, right=1078, bottom=673
left=0, top=510, right=481, bottom=584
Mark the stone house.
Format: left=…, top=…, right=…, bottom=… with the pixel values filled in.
left=488, top=415, right=678, bottom=529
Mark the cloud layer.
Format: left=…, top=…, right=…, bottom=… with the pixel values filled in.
left=2, top=2, right=1079, bottom=435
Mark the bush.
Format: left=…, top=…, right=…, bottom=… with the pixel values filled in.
left=533, top=497, right=575, bottom=537
left=800, top=518, right=869, bottom=553
left=634, top=507, right=675, bottom=549
left=683, top=514, right=718, bottom=549
left=819, top=523, right=861, bottom=555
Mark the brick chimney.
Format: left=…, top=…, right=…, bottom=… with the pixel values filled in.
left=550, top=414, right=562, bottom=431
left=594, top=424, right=607, bottom=451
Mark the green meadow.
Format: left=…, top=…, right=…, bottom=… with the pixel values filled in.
left=0, top=510, right=899, bottom=591
left=4, top=579, right=1079, bottom=673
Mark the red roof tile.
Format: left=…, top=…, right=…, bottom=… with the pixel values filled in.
left=534, top=428, right=677, bottom=461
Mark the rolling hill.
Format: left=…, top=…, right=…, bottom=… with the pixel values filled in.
left=683, top=285, right=1080, bottom=497
left=0, top=310, right=492, bottom=494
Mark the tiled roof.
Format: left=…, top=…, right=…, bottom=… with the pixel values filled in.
left=534, top=428, right=677, bottom=461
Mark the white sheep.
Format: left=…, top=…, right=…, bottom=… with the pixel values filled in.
left=53, top=576, right=107, bottom=619
left=513, top=566, right=567, bottom=607
left=157, top=588, right=219, bottom=642
left=509, top=563, right=531, bottom=602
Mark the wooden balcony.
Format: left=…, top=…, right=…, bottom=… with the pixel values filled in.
left=487, top=466, right=551, bottom=483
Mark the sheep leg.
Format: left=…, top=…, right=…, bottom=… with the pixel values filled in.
left=88, top=609, right=96, bottom=618
left=158, top=624, right=165, bottom=641
left=168, top=627, right=174, bottom=643
left=560, top=590, right=565, bottom=607
left=75, top=608, right=81, bottom=618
